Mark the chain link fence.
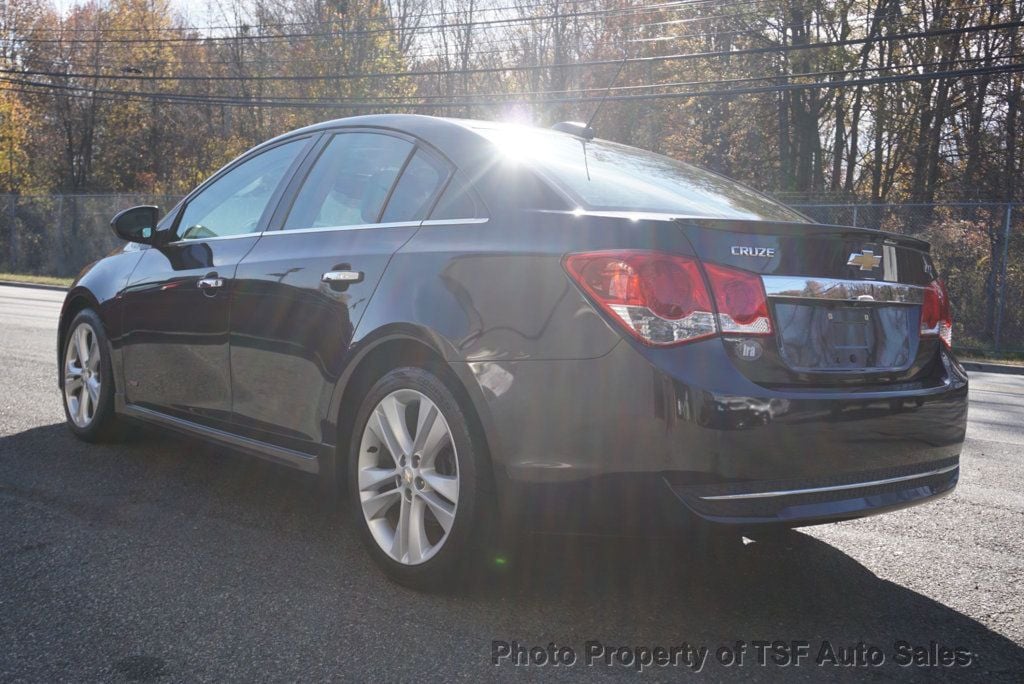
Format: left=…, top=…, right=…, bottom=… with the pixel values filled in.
left=0, top=194, right=1020, bottom=354
left=789, top=202, right=1023, bottom=355
left=0, top=194, right=182, bottom=279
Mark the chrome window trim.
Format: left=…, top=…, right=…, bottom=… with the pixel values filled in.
left=761, top=276, right=926, bottom=304
left=420, top=218, right=489, bottom=226
left=262, top=221, right=422, bottom=236
left=166, top=231, right=265, bottom=245
left=699, top=464, right=958, bottom=501
left=165, top=216, right=486, bottom=240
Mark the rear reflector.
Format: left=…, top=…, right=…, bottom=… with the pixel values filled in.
left=563, top=251, right=717, bottom=346
left=920, top=279, right=953, bottom=349
left=702, top=263, right=773, bottom=335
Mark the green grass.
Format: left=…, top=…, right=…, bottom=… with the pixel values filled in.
left=0, top=272, right=72, bottom=287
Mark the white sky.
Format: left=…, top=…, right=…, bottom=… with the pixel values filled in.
left=54, top=0, right=217, bottom=26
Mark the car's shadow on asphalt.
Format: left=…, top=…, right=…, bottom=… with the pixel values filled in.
left=3, top=422, right=1022, bottom=681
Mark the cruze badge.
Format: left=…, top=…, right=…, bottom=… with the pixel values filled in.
left=847, top=249, right=882, bottom=271
left=731, top=246, right=776, bottom=258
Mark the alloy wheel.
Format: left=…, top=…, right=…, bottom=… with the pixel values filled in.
left=357, top=389, right=460, bottom=565
left=64, top=322, right=102, bottom=428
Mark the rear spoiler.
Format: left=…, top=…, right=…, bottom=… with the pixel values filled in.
left=677, top=218, right=932, bottom=253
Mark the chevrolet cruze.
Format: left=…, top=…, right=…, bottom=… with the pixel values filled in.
left=58, top=115, right=968, bottom=587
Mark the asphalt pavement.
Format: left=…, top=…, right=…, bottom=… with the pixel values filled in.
left=1, top=283, right=1022, bottom=682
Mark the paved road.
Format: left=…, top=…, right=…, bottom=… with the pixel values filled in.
left=1, top=284, right=1022, bottom=682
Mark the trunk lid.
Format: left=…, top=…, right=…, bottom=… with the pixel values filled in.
left=677, top=218, right=943, bottom=386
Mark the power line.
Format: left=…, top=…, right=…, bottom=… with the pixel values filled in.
left=29, top=1, right=1013, bottom=74
left=29, top=0, right=1015, bottom=38
left=4, top=0, right=746, bottom=45
left=11, top=20, right=797, bottom=75
left=14, top=9, right=776, bottom=73
left=13, top=0, right=1013, bottom=52
left=7, top=2, right=779, bottom=73
left=15, top=20, right=1022, bottom=86
left=4, top=53, right=1010, bottom=92
left=31, top=10, right=892, bottom=75
left=20, top=0, right=740, bottom=35
left=4, top=62, right=1021, bottom=110
left=5, top=12, right=889, bottom=83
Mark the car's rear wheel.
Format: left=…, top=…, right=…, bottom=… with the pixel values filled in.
left=348, top=366, right=489, bottom=588
left=62, top=308, right=121, bottom=442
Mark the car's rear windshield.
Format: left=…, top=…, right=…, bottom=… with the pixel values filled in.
left=473, top=125, right=807, bottom=222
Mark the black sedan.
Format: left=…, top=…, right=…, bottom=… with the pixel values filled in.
left=58, top=115, right=968, bottom=587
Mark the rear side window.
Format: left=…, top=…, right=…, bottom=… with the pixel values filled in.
left=380, top=149, right=449, bottom=222
left=429, top=172, right=487, bottom=220
left=284, top=132, right=412, bottom=230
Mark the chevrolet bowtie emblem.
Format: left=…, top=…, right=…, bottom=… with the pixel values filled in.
left=847, top=249, right=882, bottom=271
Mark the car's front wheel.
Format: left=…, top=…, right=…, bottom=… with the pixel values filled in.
left=61, top=308, right=121, bottom=442
left=348, top=366, right=490, bottom=588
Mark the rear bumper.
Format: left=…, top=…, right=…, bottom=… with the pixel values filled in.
left=461, top=336, right=968, bottom=533
left=667, top=457, right=959, bottom=526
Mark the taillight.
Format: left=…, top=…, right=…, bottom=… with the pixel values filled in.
left=921, top=279, right=952, bottom=349
left=563, top=251, right=717, bottom=346
left=702, top=263, right=773, bottom=335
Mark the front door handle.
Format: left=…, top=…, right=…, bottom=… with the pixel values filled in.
left=322, top=270, right=363, bottom=284
left=197, top=277, right=224, bottom=289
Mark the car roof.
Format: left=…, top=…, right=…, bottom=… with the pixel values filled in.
left=273, top=113, right=527, bottom=140
left=261, top=114, right=571, bottom=168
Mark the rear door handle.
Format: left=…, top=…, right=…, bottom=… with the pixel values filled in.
left=197, top=277, right=224, bottom=289
left=322, top=270, right=363, bottom=284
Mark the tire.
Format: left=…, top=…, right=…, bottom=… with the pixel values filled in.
left=347, top=366, right=491, bottom=589
left=61, top=308, right=122, bottom=442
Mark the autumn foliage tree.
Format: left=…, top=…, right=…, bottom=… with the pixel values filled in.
left=0, top=0, right=1022, bottom=344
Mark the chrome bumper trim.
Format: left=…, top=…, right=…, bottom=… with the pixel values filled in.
left=762, top=276, right=926, bottom=304
left=699, top=464, right=958, bottom=501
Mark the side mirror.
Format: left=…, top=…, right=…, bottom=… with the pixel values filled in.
left=111, top=205, right=159, bottom=244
